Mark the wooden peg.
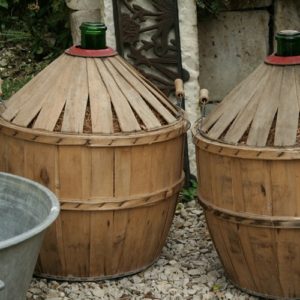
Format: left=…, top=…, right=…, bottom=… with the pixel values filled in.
left=174, top=78, right=185, bottom=98
left=199, top=89, right=209, bottom=105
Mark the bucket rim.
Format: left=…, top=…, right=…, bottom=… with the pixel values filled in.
left=0, top=172, right=60, bottom=250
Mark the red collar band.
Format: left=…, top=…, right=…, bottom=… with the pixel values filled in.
left=65, top=46, right=117, bottom=58
left=265, top=54, right=300, bottom=65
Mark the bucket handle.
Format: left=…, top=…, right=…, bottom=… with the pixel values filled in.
left=0, top=280, right=5, bottom=291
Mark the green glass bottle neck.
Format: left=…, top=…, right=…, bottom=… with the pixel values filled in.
left=276, top=30, right=300, bottom=56
left=80, top=22, right=107, bottom=50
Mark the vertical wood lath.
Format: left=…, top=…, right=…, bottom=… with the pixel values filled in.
left=247, top=66, right=283, bottom=146
left=1, top=55, right=65, bottom=122
left=110, top=56, right=177, bottom=123
left=224, top=68, right=272, bottom=144
left=62, top=57, right=89, bottom=133
left=87, top=58, right=113, bottom=134
left=12, top=55, right=70, bottom=127
left=33, top=56, right=77, bottom=131
left=208, top=64, right=269, bottom=140
left=113, top=56, right=178, bottom=115
left=95, top=59, right=140, bottom=132
left=202, top=64, right=266, bottom=133
left=104, top=59, right=161, bottom=130
left=275, top=67, right=299, bottom=146
left=270, top=161, right=298, bottom=216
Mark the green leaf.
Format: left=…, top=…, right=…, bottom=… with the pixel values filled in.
left=0, top=0, right=8, bottom=9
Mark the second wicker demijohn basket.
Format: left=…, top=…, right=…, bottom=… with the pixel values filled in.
left=0, top=23, right=189, bottom=280
left=193, top=30, right=300, bottom=299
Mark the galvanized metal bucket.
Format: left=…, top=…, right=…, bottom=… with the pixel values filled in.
left=0, top=172, right=60, bottom=300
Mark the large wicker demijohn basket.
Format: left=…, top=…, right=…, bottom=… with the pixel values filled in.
left=193, top=30, right=300, bottom=299
left=0, top=23, right=189, bottom=280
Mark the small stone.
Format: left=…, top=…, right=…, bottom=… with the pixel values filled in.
left=188, top=269, right=202, bottom=276
left=29, top=288, right=42, bottom=295
left=92, top=288, right=105, bottom=297
left=47, top=290, right=60, bottom=298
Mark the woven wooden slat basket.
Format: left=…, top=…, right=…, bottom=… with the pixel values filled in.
left=0, top=44, right=189, bottom=280
left=193, top=30, right=300, bottom=299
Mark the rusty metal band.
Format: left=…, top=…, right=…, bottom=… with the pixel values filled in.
left=198, top=193, right=300, bottom=228
left=59, top=173, right=185, bottom=211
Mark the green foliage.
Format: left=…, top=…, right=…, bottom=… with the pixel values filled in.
left=0, top=0, right=71, bottom=60
left=212, top=283, right=222, bottom=292
left=180, top=180, right=198, bottom=203
left=196, top=0, right=224, bottom=15
left=0, top=0, right=8, bottom=9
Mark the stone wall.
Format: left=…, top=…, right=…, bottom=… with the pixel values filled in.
left=198, top=0, right=300, bottom=104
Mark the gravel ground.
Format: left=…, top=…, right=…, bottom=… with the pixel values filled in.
left=27, top=200, right=260, bottom=300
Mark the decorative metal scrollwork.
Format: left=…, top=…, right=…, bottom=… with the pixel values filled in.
left=113, top=0, right=189, bottom=97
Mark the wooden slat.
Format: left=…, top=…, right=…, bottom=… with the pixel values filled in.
left=38, top=217, right=65, bottom=276
left=156, top=194, right=178, bottom=257
left=291, top=161, right=300, bottom=216
left=95, top=59, right=140, bottom=132
left=109, top=56, right=177, bottom=123
left=237, top=226, right=271, bottom=294
left=127, top=145, right=152, bottom=195
left=240, top=159, right=272, bottom=215
left=270, top=161, right=297, bottom=216
left=202, top=63, right=267, bottom=132
left=61, top=211, right=91, bottom=277
left=209, top=154, right=234, bottom=210
left=61, top=57, right=88, bottom=133
left=104, top=59, right=161, bottom=130
left=87, top=58, right=113, bottom=134
left=207, top=64, right=269, bottom=140
left=23, top=142, right=56, bottom=191
left=58, top=146, right=83, bottom=199
left=197, top=149, right=212, bottom=201
left=4, top=136, right=25, bottom=176
left=33, top=57, right=77, bottom=131
left=2, top=55, right=65, bottom=121
left=117, top=207, right=149, bottom=271
left=205, top=212, right=239, bottom=284
left=230, top=158, right=245, bottom=212
left=90, top=148, right=114, bottom=198
left=108, top=210, right=129, bottom=275
left=140, top=202, right=170, bottom=266
left=241, top=227, right=283, bottom=296
left=114, top=147, right=132, bottom=197
left=224, top=66, right=272, bottom=144
left=11, top=55, right=70, bottom=127
left=89, top=211, right=113, bottom=276
left=219, top=221, right=257, bottom=291
left=114, top=55, right=178, bottom=115
left=276, top=229, right=300, bottom=298
left=275, top=67, right=299, bottom=146
left=247, top=66, right=283, bottom=146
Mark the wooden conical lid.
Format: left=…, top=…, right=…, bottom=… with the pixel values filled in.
left=1, top=53, right=181, bottom=135
left=200, top=62, right=300, bottom=147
